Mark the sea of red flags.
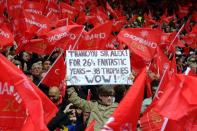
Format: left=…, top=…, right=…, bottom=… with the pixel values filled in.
left=0, top=54, right=58, bottom=131
left=0, top=0, right=196, bottom=130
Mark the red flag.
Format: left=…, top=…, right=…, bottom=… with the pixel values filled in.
left=140, top=108, right=164, bottom=131
left=154, top=74, right=197, bottom=120
left=155, top=47, right=170, bottom=77
left=106, top=2, right=117, bottom=18
left=85, top=120, right=96, bottom=131
left=112, top=17, right=127, bottom=32
left=7, top=0, right=23, bottom=19
left=46, top=25, right=83, bottom=50
left=0, top=53, right=57, bottom=130
left=0, top=0, right=6, bottom=16
left=191, top=11, right=197, bottom=22
left=181, top=32, right=197, bottom=48
left=72, top=1, right=85, bottom=12
left=118, top=28, right=162, bottom=62
left=16, top=39, right=55, bottom=55
left=0, top=24, right=14, bottom=47
left=23, top=11, right=51, bottom=36
left=23, top=0, right=45, bottom=15
left=106, top=34, right=120, bottom=50
left=44, top=1, right=60, bottom=16
left=96, top=9, right=109, bottom=24
left=177, top=5, right=189, bottom=18
left=76, top=21, right=112, bottom=50
left=42, top=55, right=66, bottom=88
left=160, top=9, right=175, bottom=24
left=76, top=13, right=100, bottom=26
left=60, top=2, right=79, bottom=20
left=102, top=68, right=147, bottom=131
left=86, top=89, right=92, bottom=101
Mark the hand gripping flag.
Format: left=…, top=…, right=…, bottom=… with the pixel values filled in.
left=102, top=68, right=147, bottom=131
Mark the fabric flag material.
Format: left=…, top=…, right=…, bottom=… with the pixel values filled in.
left=23, top=11, right=51, bottom=36
left=106, top=2, right=117, bottom=18
left=17, top=39, right=55, bottom=55
left=118, top=28, right=162, bottom=62
left=42, top=55, right=66, bottom=89
left=154, top=74, right=197, bottom=120
left=60, top=2, right=79, bottom=20
left=76, top=21, right=112, bottom=50
left=0, top=24, right=14, bottom=47
left=155, top=47, right=170, bottom=77
left=7, top=0, right=23, bottom=19
left=85, top=120, right=96, bottom=131
left=182, top=32, right=197, bottom=48
left=102, top=68, right=147, bottom=131
left=23, top=0, right=45, bottom=15
left=0, top=53, right=57, bottom=131
left=46, top=25, right=84, bottom=50
left=140, top=108, right=164, bottom=131
left=177, top=5, right=189, bottom=18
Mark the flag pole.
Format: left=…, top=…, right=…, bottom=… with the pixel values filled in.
left=153, top=65, right=168, bottom=100
left=37, top=49, right=64, bottom=87
left=160, top=66, right=190, bottom=131
left=166, top=23, right=185, bottom=54
left=46, top=47, right=57, bottom=60
left=71, top=26, right=85, bottom=50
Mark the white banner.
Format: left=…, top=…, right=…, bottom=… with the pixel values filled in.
left=66, top=50, right=132, bottom=85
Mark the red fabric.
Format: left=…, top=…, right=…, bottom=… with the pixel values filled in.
left=23, top=11, right=51, bottom=36
left=155, top=47, right=169, bottom=77
left=102, top=68, right=147, bottom=131
left=60, top=2, right=79, bottom=21
left=159, top=32, right=177, bottom=49
left=72, top=1, right=85, bottom=12
left=191, top=11, right=197, bottom=22
left=130, top=53, right=147, bottom=74
left=106, top=2, right=117, bottom=18
left=0, top=54, right=57, bottom=131
left=44, top=1, right=60, bottom=16
left=154, top=74, right=197, bottom=120
left=0, top=24, right=14, bottom=47
left=45, top=25, right=84, bottom=50
left=181, top=32, right=197, bottom=48
left=177, top=5, right=189, bottom=18
left=23, top=0, right=45, bottom=15
left=85, top=120, right=96, bottom=131
left=118, top=28, right=162, bottom=62
left=17, top=39, right=55, bottom=55
left=106, top=34, right=120, bottom=50
left=112, top=17, right=127, bottom=32
left=7, top=0, right=23, bottom=19
left=140, top=109, right=164, bottom=131
left=86, top=89, right=92, bottom=101
left=76, top=21, right=112, bottom=50
left=96, top=9, right=109, bottom=24
left=0, top=0, right=6, bottom=16
left=42, top=55, right=66, bottom=88
left=145, top=77, right=152, bottom=98
left=160, top=9, right=175, bottom=23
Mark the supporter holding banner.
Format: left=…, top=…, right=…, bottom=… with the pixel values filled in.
left=66, top=50, right=132, bottom=85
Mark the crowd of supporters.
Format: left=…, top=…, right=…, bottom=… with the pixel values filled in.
left=0, top=0, right=196, bottom=131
